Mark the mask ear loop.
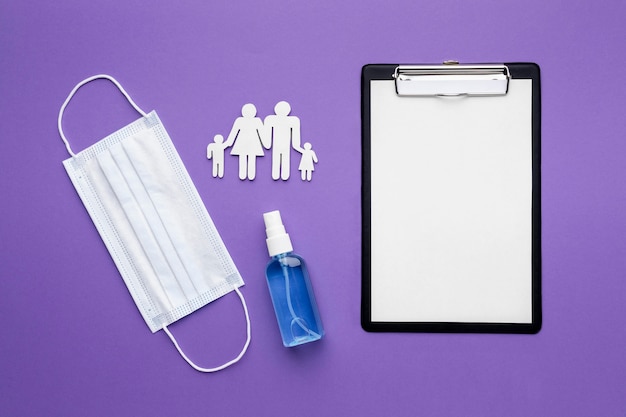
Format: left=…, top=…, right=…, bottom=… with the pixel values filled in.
left=162, top=287, right=252, bottom=373
left=58, top=74, right=148, bottom=157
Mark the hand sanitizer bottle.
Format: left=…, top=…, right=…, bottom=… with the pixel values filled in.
left=263, top=210, right=324, bottom=347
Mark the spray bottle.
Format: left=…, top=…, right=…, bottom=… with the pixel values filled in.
left=263, top=210, right=324, bottom=347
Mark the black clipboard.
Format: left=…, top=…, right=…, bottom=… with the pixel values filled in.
left=361, top=62, right=541, bottom=333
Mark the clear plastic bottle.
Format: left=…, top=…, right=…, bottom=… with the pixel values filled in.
left=263, top=210, right=324, bottom=347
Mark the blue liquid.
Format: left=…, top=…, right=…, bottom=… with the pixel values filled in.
left=265, top=253, right=324, bottom=347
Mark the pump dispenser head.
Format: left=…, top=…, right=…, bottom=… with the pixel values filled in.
left=263, top=210, right=294, bottom=257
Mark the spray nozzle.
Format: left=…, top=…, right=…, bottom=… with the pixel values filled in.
left=263, top=210, right=294, bottom=257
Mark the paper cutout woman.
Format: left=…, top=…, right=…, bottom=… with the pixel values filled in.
left=206, top=134, right=228, bottom=178
left=298, top=142, right=318, bottom=181
left=224, top=103, right=269, bottom=180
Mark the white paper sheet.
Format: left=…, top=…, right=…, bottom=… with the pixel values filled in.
left=370, top=79, right=533, bottom=324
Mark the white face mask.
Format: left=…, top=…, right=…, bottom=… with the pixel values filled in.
left=58, top=75, right=250, bottom=372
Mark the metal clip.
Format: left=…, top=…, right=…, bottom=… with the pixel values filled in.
left=394, top=63, right=510, bottom=96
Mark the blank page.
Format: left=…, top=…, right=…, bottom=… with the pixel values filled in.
left=369, top=79, right=533, bottom=324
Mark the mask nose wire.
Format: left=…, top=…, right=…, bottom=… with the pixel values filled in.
left=162, top=287, right=252, bottom=373
left=57, top=74, right=148, bottom=158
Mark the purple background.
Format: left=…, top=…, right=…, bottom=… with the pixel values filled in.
left=1, top=1, right=625, bottom=416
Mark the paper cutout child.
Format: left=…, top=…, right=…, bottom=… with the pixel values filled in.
left=206, top=134, right=228, bottom=178
left=224, top=103, right=268, bottom=180
left=298, top=142, right=318, bottom=181
left=264, top=101, right=302, bottom=181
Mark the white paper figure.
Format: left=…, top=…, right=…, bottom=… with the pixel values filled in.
left=206, top=134, right=228, bottom=178
left=225, top=103, right=268, bottom=180
left=264, top=101, right=302, bottom=181
left=298, top=142, right=318, bottom=181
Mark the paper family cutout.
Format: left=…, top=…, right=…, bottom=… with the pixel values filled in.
left=207, top=101, right=318, bottom=181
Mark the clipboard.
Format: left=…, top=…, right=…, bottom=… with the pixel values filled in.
left=361, top=62, right=541, bottom=333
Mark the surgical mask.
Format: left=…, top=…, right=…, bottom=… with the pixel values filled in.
left=58, top=75, right=250, bottom=372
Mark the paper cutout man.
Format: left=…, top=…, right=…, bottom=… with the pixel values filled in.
left=264, top=101, right=302, bottom=181
left=224, top=103, right=268, bottom=180
left=206, top=134, right=228, bottom=178
left=298, top=142, right=318, bottom=181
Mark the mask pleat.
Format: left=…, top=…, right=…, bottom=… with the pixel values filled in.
left=111, top=142, right=203, bottom=304
left=123, top=131, right=215, bottom=297
left=97, top=148, right=189, bottom=309
left=81, top=155, right=172, bottom=319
